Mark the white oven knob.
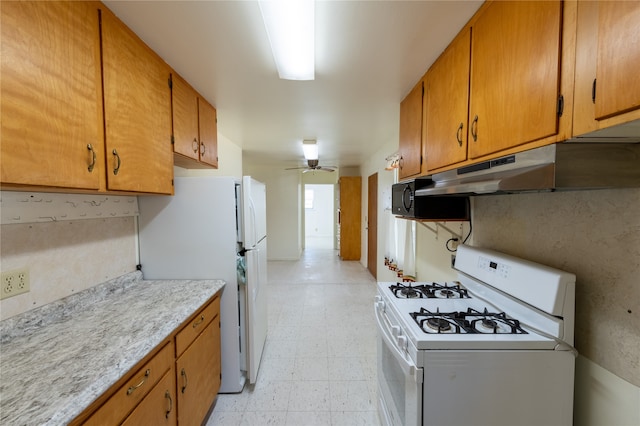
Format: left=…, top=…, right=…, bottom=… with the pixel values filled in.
left=391, top=326, right=401, bottom=337
left=397, top=335, right=407, bottom=350
left=375, top=300, right=385, bottom=311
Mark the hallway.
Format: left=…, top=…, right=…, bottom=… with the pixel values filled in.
left=207, top=248, right=381, bottom=425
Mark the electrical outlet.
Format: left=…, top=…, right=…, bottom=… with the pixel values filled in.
left=1, top=267, right=30, bottom=300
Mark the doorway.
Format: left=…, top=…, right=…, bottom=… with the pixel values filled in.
left=304, top=184, right=335, bottom=249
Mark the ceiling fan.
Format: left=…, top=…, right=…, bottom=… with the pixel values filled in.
left=285, top=159, right=337, bottom=173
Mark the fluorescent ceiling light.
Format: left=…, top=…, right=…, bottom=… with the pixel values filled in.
left=259, top=0, right=315, bottom=80
left=302, top=140, right=319, bottom=160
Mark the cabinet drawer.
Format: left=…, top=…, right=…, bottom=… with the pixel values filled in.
left=121, top=368, right=176, bottom=426
left=175, top=295, right=220, bottom=357
left=84, top=342, right=173, bottom=425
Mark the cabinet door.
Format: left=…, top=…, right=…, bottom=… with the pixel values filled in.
left=594, top=1, right=640, bottom=120
left=469, top=1, right=562, bottom=158
left=198, top=98, right=219, bottom=168
left=425, top=28, right=471, bottom=171
left=121, top=369, right=177, bottom=426
left=398, top=80, right=424, bottom=180
left=172, top=74, right=200, bottom=162
left=1, top=1, right=103, bottom=189
left=101, top=7, right=174, bottom=194
left=176, top=315, right=220, bottom=425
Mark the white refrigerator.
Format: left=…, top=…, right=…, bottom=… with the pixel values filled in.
left=137, top=176, right=268, bottom=393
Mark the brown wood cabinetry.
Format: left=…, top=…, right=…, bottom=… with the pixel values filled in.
left=338, top=176, right=362, bottom=261
left=424, top=28, right=471, bottom=171
left=573, top=0, right=640, bottom=137
left=101, top=6, right=174, bottom=194
left=172, top=73, right=219, bottom=169
left=73, top=292, right=221, bottom=426
left=1, top=1, right=174, bottom=194
left=398, top=80, right=425, bottom=180
left=0, top=1, right=104, bottom=190
left=468, top=1, right=563, bottom=159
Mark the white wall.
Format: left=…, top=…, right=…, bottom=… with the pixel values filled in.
left=304, top=184, right=334, bottom=238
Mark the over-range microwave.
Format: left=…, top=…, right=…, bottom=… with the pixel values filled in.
left=392, top=179, right=470, bottom=220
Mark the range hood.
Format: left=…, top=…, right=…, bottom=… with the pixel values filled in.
left=415, top=143, right=640, bottom=197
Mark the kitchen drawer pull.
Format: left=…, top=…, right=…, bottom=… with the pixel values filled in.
left=471, top=115, right=478, bottom=142
left=112, top=149, right=121, bottom=175
left=126, top=369, right=150, bottom=395
left=456, top=123, right=464, bottom=146
left=87, top=144, right=96, bottom=172
left=180, top=368, right=188, bottom=393
left=192, top=138, right=199, bottom=153
left=200, top=141, right=206, bottom=155
left=165, top=390, right=173, bottom=419
left=192, top=315, right=205, bottom=328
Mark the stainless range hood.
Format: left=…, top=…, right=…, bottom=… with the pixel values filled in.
left=415, top=143, right=640, bottom=197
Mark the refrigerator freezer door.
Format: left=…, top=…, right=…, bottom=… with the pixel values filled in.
left=242, top=176, right=267, bottom=248
left=245, top=237, right=268, bottom=384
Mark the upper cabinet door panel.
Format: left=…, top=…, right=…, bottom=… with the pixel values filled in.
left=398, top=80, right=424, bottom=180
left=469, top=1, right=562, bottom=159
left=172, top=73, right=200, bottom=161
left=425, top=28, right=471, bottom=171
left=101, top=8, right=173, bottom=194
left=198, top=98, right=218, bottom=168
left=595, top=1, right=640, bottom=120
left=1, top=1, right=103, bottom=189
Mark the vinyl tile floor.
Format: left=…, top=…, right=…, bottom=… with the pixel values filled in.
left=206, top=248, right=381, bottom=426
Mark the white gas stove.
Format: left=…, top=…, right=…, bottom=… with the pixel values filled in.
left=375, top=244, right=576, bottom=426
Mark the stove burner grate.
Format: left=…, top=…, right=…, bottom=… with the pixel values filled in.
left=410, top=307, right=528, bottom=334
left=389, top=281, right=470, bottom=299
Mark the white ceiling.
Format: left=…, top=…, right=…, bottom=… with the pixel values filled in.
left=103, top=0, right=483, bottom=169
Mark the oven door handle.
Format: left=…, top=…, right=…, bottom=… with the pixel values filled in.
left=375, top=305, right=423, bottom=383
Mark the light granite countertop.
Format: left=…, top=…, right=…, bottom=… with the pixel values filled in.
left=0, top=271, right=225, bottom=425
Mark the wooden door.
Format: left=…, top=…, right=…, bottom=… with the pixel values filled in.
left=198, top=98, right=219, bottom=168
left=425, top=28, right=471, bottom=171
left=339, top=177, right=362, bottom=261
left=594, top=1, right=640, bottom=120
left=1, top=1, right=103, bottom=190
left=176, top=318, right=220, bottom=426
left=469, top=1, right=562, bottom=158
left=101, top=7, right=174, bottom=194
left=398, top=80, right=424, bottom=180
left=367, top=173, right=378, bottom=279
left=172, top=73, right=200, bottom=162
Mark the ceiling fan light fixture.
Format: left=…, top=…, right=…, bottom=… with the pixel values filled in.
left=259, top=0, right=315, bottom=81
left=302, top=139, right=319, bottom=160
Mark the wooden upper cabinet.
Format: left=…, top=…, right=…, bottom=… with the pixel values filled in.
left=398, top=80, right=424, bottom=180
left=424, top=28, right=471, bottom=172
left=594, top=2, right=640, bottom=120
left=172, top=74, right=200, bottom=162
left=1, top=1, right=103, bottom=190
left=198, top=98, right=219, bottom=168
left=172, top=73, right=218, bottom=169
left=101, top=7, right=174, bottom=194
left=468, top=1, right=562, bottom=159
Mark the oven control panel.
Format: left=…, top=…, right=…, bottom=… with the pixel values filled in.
left=477, top=256, right=511, bottom=279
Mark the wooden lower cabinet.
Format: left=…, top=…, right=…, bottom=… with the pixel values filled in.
left=121, top=368, right=176, bottom=426
left=176, top=317, right=221, bottom=425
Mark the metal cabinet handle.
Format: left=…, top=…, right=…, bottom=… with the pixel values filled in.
left=87, top=144, right=97, bottom=172
left=192, top=315, right=205, bottom=328
left=180, top=368, right=188, bottom=393
left=192, top=138, right=199, bottom=153
left=200, top=141, right=206, bottom=156
left=126, top=369, right=150, bottom=395
left=165, top=390, right=173, bottom=419
left=456, top=123, right=464, bottom=146
left=471, top=115, right=478, bottom=142
left=112, top=149, right=121, bottom=175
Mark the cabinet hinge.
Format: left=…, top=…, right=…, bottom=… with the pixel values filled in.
left=557, top=95, right=564, bottom=117
left=592, top=79, right=597, bottom=104
left=168, top=75, right=173, bottom=89
left=171, top=135, right=175, bottom=145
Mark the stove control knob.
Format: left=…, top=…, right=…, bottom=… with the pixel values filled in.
left=375, top=300, right=385, bottom=311
left=397, top=335, right=408, bottom=350
left=391, top=326, right=401, bottom=337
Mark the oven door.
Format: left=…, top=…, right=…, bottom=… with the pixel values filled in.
left=375, top=298, right=422, bottom=426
